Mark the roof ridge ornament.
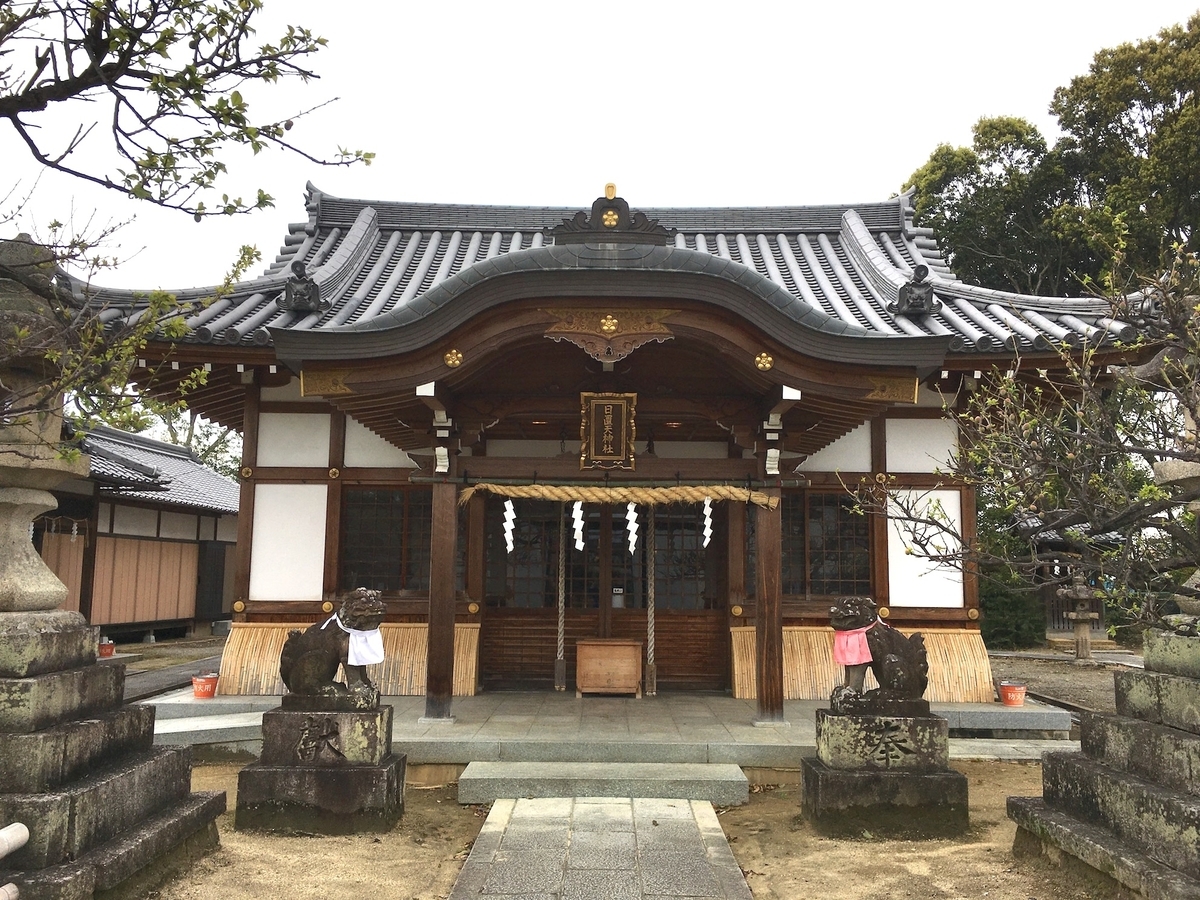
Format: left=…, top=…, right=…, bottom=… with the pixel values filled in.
left=889, top=264, right=941, bottom=317
left=551, top=185, right=676, bottom=246
left=279, top=260, right=331, bottom=313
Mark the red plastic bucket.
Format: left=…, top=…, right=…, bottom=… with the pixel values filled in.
left=192, top=674, right=219, bottom=699
left=98, top=640, right=115, bottom=658
left=998, top=681, right=1026, bottom=707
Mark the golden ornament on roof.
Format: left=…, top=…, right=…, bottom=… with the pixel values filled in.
left=602, top=209, right=619, bottom=228
left=444, top=349, right=464, bottom=367
left=600, top=315, right=619, bottom=334
left=605, top=183, right=617, bottom=200
left=754, top=352, right=774, bottom=371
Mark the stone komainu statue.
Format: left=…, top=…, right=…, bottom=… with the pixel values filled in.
left=279, top=588, right=387, bottom=707
left=829, top=595, right=929, bottom=715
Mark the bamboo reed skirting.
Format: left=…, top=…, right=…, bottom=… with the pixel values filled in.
left=458, top=483, right=779, bottom=510
left=217, top=622, right=480, bottom=696
left=730, top=626, right=995, bottom=703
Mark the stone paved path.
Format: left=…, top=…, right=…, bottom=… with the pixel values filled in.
left=448, top=797, right=753, bottom=900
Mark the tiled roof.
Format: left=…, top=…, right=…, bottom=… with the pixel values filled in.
left=70, top=184, right=1141, bottom=357
left=82, top=425, right=239, bottom=514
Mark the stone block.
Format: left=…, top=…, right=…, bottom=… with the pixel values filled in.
left=800, top=757, right=969, bottom=838
left=259, top=706, right=393, bottom=767
left=1144, top=629, right=1200, bottom=680
left=0, top=746, right=191, bottom=869
left=0, top=664, right=124, bottom=733
left=235, top=753, right=405, bottom=833
left=1080, top=711, right=1200, bottom=797
left=0, top=610, right=95, bottom=678
left=815, top=709, right=948, bottom=771
left=1116, top=669, right=1200, bottom=735
left=1042, top=751, right=1200, bottom=879
left=456, top=761, right=748, bottom=806
left=1008, top=796, right=1200, bottom=900
left=1, top=792, right=225, bottom=900
left=0, top=704, right=155, bottom=791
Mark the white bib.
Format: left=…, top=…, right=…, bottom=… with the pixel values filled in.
left=322, top=613, right=385, bottom=666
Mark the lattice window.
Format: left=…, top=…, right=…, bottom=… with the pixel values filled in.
left=651, top=503, right=711, bottom=610
left=747, top=491, right=871, bottom=598
left=339, top=487, right=433, bottom=592
left=807, top=493, right=870, bottom=596
left=484, top=499, right=599, bottom=608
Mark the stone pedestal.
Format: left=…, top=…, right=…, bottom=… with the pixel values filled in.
left=236, top=705, right=405, bottom=834
left=1009, top=628, right=1200, bottom=898
left=801, top=709, right=968, bottom=837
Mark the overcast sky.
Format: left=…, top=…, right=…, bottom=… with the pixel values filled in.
left=5, top=1, right=1199, bottom=290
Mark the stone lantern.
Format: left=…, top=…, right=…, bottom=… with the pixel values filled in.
left=0, top=234, right=89, bottom=625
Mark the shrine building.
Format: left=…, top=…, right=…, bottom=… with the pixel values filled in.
left=75, top=184, right=1141, bottom=723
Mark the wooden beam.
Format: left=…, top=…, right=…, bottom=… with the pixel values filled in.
left=754, top=487, right=785, bottom=724
left=870, top=415, right=890, bottom=609
left=424, top=480, right=459, bottom=721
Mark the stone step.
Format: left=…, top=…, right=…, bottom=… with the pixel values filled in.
left=0, top=705, right=155, bottom=792
left=0, top=746, right=192, bottom=870
left=1081, top=711, right=1200, bottom=797
left=1009, top=796, right=1200, bottom=900
left=457, top=762, right=749, bottom=806
left=0, top=791, right=226, bottom=900
left=1043, top=751, right=1200, bottom=879
left=1116, top=669, right=1200, bottom=735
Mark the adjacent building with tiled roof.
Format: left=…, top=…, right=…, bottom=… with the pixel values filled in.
left=38, top=425, right=239, bottom=634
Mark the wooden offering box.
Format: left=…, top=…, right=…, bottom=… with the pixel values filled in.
left=575, top=639, right=643, bottom=698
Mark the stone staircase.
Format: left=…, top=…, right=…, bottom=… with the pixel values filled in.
left=0, top=614, right=225, bottom=900
left=458, top=762, right=749, bottom=806
left=1009, top=628, right=1200, bottom=899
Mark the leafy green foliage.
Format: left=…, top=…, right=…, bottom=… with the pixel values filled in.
left=978, top=568, right=1045, bottom=650
left=906, top=14, right=1200, bottom=295
left=0, top=0, right=373, bottom=216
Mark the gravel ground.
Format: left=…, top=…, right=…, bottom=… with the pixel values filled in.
left=988, top=653, right=1127, bottom=713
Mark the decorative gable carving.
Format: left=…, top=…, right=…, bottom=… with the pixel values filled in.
left=550, top=185, right=675, bottom=246
left=543, top=308, right=677, bottom=362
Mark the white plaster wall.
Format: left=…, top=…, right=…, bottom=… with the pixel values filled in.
left=651, top=442, right=727, bottom=459
left=344, top=418, right=418, bottom=468
left=797, top=423, right=871, bottom=473
left=261, top=376, right=304, bottom=400
left=257, top=412, right=331, bottom=467
left=159, top=511, right=198, bottom=540
left=885, top=418, right=957, bottom=473
left=97, top=502, right=111, bottom=533
left=887, top=489, right=964, bottom=608
left=249, top=485, right=326, bottom=601
left=486, top=440, right=567, bottom=458
left=199, top=516, right=216, bottom=541
left=112, top=505, right=158, bottom=537
left=216, top=515, right=238, bottom=543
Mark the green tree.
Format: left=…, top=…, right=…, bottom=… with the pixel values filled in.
left=1051, top=13, right=1200, bottom=274
left=905, top=116, right=1097, bottom=296
left=0, top=1, right=370, bottom=466
left=906, top=14, right=1200, bottom=297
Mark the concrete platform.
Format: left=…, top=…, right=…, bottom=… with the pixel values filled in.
left=145, top=691, right=1077, bottom=766
left=458, top=761, right=749, bottom=805
left=449, top=797, right=753, bottom=900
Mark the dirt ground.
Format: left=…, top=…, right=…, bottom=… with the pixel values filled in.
left=988, top=654, right=1123, bottom=713
left=158, top=760, right=1107, bottom=900
left=115, top=635, right=227, bottom=673
left=147, top=654, right=1125, bottom=899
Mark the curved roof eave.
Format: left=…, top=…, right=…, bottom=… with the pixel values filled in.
left=269, top=241, right=953, bottom=370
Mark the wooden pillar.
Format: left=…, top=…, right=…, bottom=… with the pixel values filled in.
left=869, top=416, right=891, bottom=609
left=232, top=378, right=260, bottom=616
left=754, top=488, right=785, bottom=724
left=323, top=410, right=346, bottom=598
left=424, top=480, right=459, bottom=721
left=78, top=482, right=100, bottom=622
left=465, top=493, right=486, bottom=605
left=599, top=505, right=613, bottom=638
left=726, top=502, right=746, bottom=609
